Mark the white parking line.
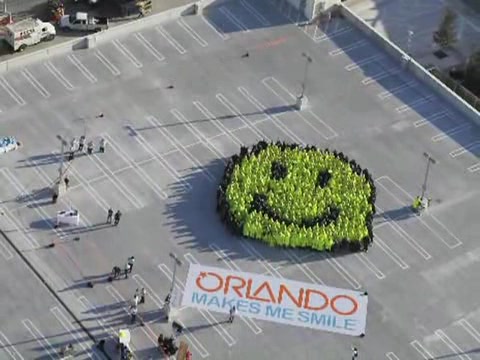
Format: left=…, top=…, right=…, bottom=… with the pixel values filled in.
left=284, top=249, right=325, bottom=284
left=375, top=232, right=410, bottom=269
left=219, top=6, right=250, bottom=32
left=178, top=18, right=208, bottom=47
left=105, top=285, right=157, bottom=345
left=112, top=39, right=143, bottom=68
left=329, top=40, right=368, bottom=56
left=240, top=239, right=282, bottom=277
left=362, top=67, right=402, bottom=85
left=201, top=16, right=230, bottom=40
left=193, top=100, right=241, bottom=145
left=239, top=0, right=271, bottom=26
left=146, top=115, right=216, bottom=182
left=314, top=26, right=353, bottom=43
left=94, top=50, right=120, bottom=76
left=50, top=307, right=94, bottom=359
left=0, top=77, right=26, bottom=106
left=377, top=80, right=417, bottom=100
left=435, top=329, right=472, bottom=360
left=158, top=262, right=236, bottom=347
left=0, top=330, right=24, bottom=359
left=0, top=207, right=39, bottom=248
left=131, top=274, right=209, bottom=358
left=0, top=235, right=13, bottom=260
left=457, top=319, right=480, bottom=343
left=126, top=124, right=192, bottom=191
left=238, top=86, right=304, bottom=144
left=468, top=163, right=480, bottom=173
left=186, top=250, right=263, bottom=335
left=431, top=123, right=472, bottom=142
left=68, top=54, right=97, bottom=84
left=385, top=351, right=401, bottom=360
left=355, top=253, right=386, bottom=279
left=410, top=340, right=435, bottom=359
left=156, top=25, right=187, bottom=54
left=319, top=253, right=361, bottom=290
left=345, top=54, right=384, bottom=71
left=414, top=110, right=450, bottom=128
left=170, top=109, right=227, bottom=162
left=103, top=133, right=167, bottom=200
left=44, top=60, right=74, bottom=90
left=396, top=95, right=436, bottom=113
left=450, top=141, right=480, bottom=158
left=22, top=319, right=57, bottom=359
left=262, top=77, right=338, bottom=140
left=22, top=68, right=50, bottom=98
left=134, top=33, right=165, bottom=62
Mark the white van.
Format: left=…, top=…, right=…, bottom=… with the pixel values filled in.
left=5, top=18, right=56, bottom=52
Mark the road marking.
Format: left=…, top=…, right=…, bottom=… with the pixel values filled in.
left=284, top=249, right=325, bottom=284
left=50, top=307, right=93, bottom=359
left=103, top=133, right=167, bottom=200
left=450, top=141, right=480, bottom=158
left=414, top=110, right=450, bottom=127
left=431, top=123, right=472, bottom=142
left=219, top=6, right=250, bottom=32
left=345, top=54, right=384, bottom=71
left=239, top=0, right=270, bottom=26
left=22, top=319, right=57, bottom=359
left=457, top=319, right=480, bottom=343
left=238, top=86, right=304, bottom=144
left=131, top=274, right=209, bottom=358
left=396, top=95, right=436, bottom=113
left=375, top=233, right=410, bottom=269
left=320, top=253, right=361, bottom=289
left=0, top=77, right=26, bottom=106
left=68, top=54, right=97, bottom=84
left=159, top=262, right=236, bottom=347
left=105, top=285, right=157, bottom=345
left=314, top=26, right=353, bottom=43
left=22, top=68, right=50, bottom=98
left=355, top=252, right=386, bottom=279
left=0, top=207, right=39, bottom=248
left=201, top=16, right=230, bottom=40
left=94, top=50, right=120, bottom=76
left=240, top=239, right=282, bottom=277
left=377, top=176, right=463, bottom=249
left=146, top=115, right=216, bottom=182
left=193, top=100, right=242, bottom=145
left=135, top=32, right=165, bottom=62
left=44, top=60, right=74, bottom=90
left=0, top=330, right=24, bottom=359
left=329, top=40, right=368, bottom=56
left=377, top=80, right=416, bottom=100
left=468, top=163, right=480, bottom=173
left=385, top=352, right=401, bottom=360
left=0, top=234, right=13, bottom=260
left=410, top=340, right=435, bottom=359
left=112, top=39, right=143, bottom=68
left=262, top=77, right=338, bottom=140
left=178, top=18, right=208, bottom=47
left=435, top=329, right=472, bottom=360
left=156, top=25, right=186, bottom=54
left=362, top=67, right=402, bottom=85
left=126, top=124, right=192, bottom=191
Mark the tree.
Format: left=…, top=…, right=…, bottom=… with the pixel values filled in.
left=464, top=50, right=480, bottom=95
left=433, top=8, right=458, bottom=49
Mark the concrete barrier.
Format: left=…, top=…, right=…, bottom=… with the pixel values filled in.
left=340, top=4, right=480, bottom=125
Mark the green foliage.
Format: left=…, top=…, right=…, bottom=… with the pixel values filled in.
left=433, top=8, right=458, bottom=49
left=217, top=142, right=376, bottom=252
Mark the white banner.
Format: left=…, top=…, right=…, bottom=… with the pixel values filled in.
left=182, top=264, right=368, bottom=336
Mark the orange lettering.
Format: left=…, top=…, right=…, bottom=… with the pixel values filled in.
left=330, top=295, right=358, bottom=316
left=304, top=289, right=329, bottom=311
left=224, top=275, right=246, bottom=297
left=246, top=279, right=276, bottom=303
left=278, top=284, right=304, bottom=308
left=195, top=271, right=223, bottom=293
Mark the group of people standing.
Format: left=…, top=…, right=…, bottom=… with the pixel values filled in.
left=68, top=135, right=107, bottom=161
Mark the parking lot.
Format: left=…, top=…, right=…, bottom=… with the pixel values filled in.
left=0, top=0, right=479, bottom=358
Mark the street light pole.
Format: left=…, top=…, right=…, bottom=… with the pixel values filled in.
left=56, top=135, right=67, bottom=182
left=407, top=30, right=414, bottom=55
left=300, top=52, right=312, bottom=99
left=421, top=152, right=436, bottom=199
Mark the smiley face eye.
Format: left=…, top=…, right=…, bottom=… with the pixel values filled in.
left=271, top=161, right=288, bottom=180
left=316, top=170, right=332, bottom=188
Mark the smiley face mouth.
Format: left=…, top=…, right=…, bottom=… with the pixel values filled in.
left=250, top=193, right=340, bottom=228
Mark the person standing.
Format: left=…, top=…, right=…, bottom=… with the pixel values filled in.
left=114, top=210, right=122, bottom=226
left=124, top=262, right=130, bottom=279
left=133, top=289, right=139, bottom=307
left=228, top=305, right=236, bottom=323
left=352, top=347, right=358, bottom=360
left=99, top=138, right=106, bottom=153
left=106, top=208, right=113, bottom=224
left=139, top=288, right=146, bottom=304
left=129, top=304, right=137, bottom=324
left=127, top=256, right=135, bottom=273
left=87, top=140, right=94, bottom=155
left=64, top=176, right=70, bottom=190
left=79, top=136, right=86, bottom=152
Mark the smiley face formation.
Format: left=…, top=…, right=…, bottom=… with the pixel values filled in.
left=217, top=141, right=376, bottom=252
